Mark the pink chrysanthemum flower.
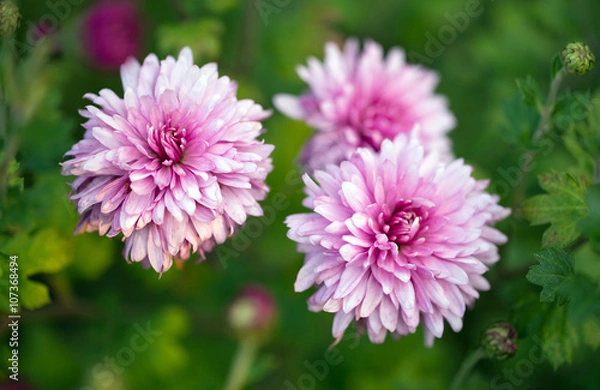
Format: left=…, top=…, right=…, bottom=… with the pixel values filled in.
left=61, top=47, right=274, bottom=273
left=274, top=39, right=456, bottom=172
left=285, top=132, right=510, bottom=345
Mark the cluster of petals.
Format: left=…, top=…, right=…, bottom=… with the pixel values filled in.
left=285, top=134, right=510, bottom=345
left=274, top=39, right=456, bottom=172
left=62, top=47, right=274, bottom=273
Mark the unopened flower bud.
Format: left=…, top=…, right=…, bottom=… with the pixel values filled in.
left=562, top=42, right=595, bottom=75
left=228, top=285, right=277, bottom=341
left=481, top=322, right=517, bottom=360
left=0, top=1, right=21, bottom=36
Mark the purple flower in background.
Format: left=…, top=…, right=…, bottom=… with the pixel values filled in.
left=82, top=1, right=142, bottom=70
left=274, top=39, right=456, bottom=172
left=228, top=285, right=278, bottom=340
left=62, top=47, right=274, bottom=273
left=285, top=133, right=509, bottom=345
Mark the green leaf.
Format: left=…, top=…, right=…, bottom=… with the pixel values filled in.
left=523, top=248, right=600, bottom=369
left=516, top=76, right=541, bottom=108
left=500, top=95, right=540, bottom=145
left=6, top=157, right=23, bottom=192
left=541, top=304, right=578, bottom=369
left=527, top=248, right=575, bottom=303
left=19, top=279, right=51, bottom=310
left=563, top=132, right=596, bottom=175
left=0, top=228, right=74, bottom=311
left=523, top=171, right=589, bottom=248
left=539, top=274, right=600, bottom=370
left=550, top=52, right=564, bottom=80
left=581, top=319, right=600, bottom=349
left=577, top=185, right=600, bottom=254
left=552, top=90, right=590, bottom=133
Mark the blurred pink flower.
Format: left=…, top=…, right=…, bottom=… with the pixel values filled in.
left=274, top=39, right=456, bottom=172
left=228, top=284, right=278, bottom=340
left=62, top=47, right=274, bottom=273
left=82, top=1, right=143, bottom=70
left=285, top=133, right=509, bottom=345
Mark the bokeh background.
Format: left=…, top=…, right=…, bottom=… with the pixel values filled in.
left=1, top=0, right=600, bottom=389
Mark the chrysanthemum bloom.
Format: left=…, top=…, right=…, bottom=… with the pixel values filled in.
left=285, top=133, right=510, bottom=345
left=82, top=1, right=143, bottom=70
left=274, top=39, right=456, bottom=172
left=61, top=47, right=274, bottom=273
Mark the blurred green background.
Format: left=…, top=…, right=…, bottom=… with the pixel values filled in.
left=1, top=0, right=600, bottom=389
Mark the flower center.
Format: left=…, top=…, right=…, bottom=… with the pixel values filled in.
left=351, top=99, right=414, bottom=150
left=148, top=121, right=187, bottom=166
left=376, top=199, right=427, bottom=249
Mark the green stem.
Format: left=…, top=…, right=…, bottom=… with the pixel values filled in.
left=450, top=347, right=487, bottom=390
left=224, top=338, right=259, bottom=390
left=532, top=67, right=568, bottom=142
left=513, top=66, right=569, bottom=207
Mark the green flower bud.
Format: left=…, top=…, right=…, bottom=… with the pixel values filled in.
left=228, top=285, right=277, bottom=342
left=562, top=42, right=595, bottom=75
left=481, top=322, right=517, bottom=360
left=0, top=1, right=21, bottom=36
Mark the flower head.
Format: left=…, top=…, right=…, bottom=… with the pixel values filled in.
left=274, top=39, right=456, bottom=172
left=82, top=1, right=143, bottom=70
left=481, top=322, right=517, bottom=360
left=562, top=42, right=595, bottom=75
left=228, top=284, right=278, bottom=341
left=285, top=133, right=509, bottom=345
left=62, top=47, right=274, bottom=273
left=0, top=1, right=20, bottom=36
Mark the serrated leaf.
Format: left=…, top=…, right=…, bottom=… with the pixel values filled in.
left=562, top=92, right=600, bottom=169
left=577, top=185, right=600, bottom=254
left=541, top=304, right=578, bottom=370
left=1, top=229, right=74, bottom=311
left=523, top=171, right=589, bottom=248
left=527, top=248, right=575, bottom=303
left=523, top=248, right=600, bottom=369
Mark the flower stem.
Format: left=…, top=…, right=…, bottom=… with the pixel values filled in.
left=532, top=67, right=568, bottom=142
left=224, top=338, right=259, bottom=390
left=450, top=347, right=487, bottom=390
